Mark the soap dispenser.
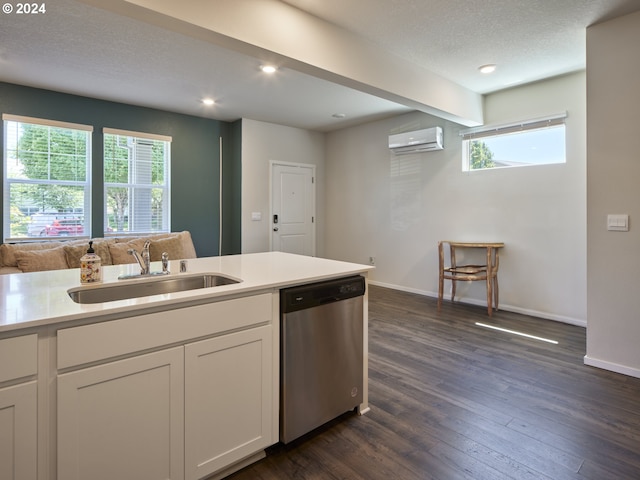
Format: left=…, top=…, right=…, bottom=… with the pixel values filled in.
left=80, top=240, right=102, bottom=284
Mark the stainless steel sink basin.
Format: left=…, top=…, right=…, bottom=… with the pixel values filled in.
left=68, top=273, right=241, bottom=304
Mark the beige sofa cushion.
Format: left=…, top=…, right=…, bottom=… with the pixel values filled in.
left=0, top=266, right=23, bottom=275
left=114, top=232, right=171, bottom=243
left=64, top=240, right=114, bottom=268
left=14, top=246, right=69, bottom=272
left=108, top=238, right=148, bottom=264
left=149, top=231, right=197, bottom=261
left=0, top=242, right=64, bottom=268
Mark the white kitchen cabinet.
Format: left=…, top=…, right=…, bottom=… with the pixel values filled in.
left=56, top=293, right=276, bottom=480
left=57, top=347, right=185, bottom=480
left=184, top=325, right=273, bottom=480
left=0, top=381, right=38, bottom=480
left=0, top=333, right=38, bottom=480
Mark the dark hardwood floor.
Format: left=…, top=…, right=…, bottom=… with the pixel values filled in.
left=229, top=285, right=640, bottom=479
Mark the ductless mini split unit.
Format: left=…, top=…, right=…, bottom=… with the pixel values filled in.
left=388, top=126, right=443, bottom=154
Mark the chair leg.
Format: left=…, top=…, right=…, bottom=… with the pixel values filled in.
left=486, top=276, right=493, bottom=316
left=451, top=279, right=456, bottom=302
left=437, top=241, right=444, bottom=311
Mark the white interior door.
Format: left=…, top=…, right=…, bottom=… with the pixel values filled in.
left=271, top=162, right=315, bottom=256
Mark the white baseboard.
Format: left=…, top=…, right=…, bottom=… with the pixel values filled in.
left=583, top=355, right=640, bottom=379
left=367, top=280, right=587, bottom=327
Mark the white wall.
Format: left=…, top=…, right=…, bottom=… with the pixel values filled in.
left=325, top=72, right=587, bottom=324
left=241, top=118, right=326, bottom=254
left=585, top=11, right=640, bottom=377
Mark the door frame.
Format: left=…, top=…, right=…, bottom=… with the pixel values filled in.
left=269, top=160, right=316, bottom=256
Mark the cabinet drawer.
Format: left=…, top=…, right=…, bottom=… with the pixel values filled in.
left=58, top=293, right=273, bottom=369
left=0, top=334, right=37, bottom=383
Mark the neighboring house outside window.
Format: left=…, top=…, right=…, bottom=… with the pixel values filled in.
left=461, top=113, right=567, bottom=171
left=2, top=114, right=92, bottom=241
left=103, top=128, right=171, bottom=235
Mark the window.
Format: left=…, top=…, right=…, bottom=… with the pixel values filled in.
left=461, top=113, right=566, bottom=171
left=103, top=128, right=171, bottom=234
left=3, top=114, right=91, bottom=240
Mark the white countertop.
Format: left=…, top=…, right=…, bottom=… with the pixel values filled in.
left=0, top=252, right=373, bottom=333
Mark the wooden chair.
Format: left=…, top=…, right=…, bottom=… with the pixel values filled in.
left=437, top=241, right=504, bottom=316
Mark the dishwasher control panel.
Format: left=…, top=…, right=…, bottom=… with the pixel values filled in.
left=281, top=275, right=365, bottom=313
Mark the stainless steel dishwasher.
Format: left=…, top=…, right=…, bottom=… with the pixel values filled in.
left=280, top=275, right=365, bottom=444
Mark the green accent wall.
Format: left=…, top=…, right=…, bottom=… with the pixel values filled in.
left=0, top=82, right=241, bottom=256
left=221, top=120, right=242, bottom=255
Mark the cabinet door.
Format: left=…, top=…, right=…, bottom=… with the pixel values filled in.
left=184, top=325, right=273, bottom=480
left=58, top=347, right=184, bottom=480
left=0, top=382, right=37, bottom=480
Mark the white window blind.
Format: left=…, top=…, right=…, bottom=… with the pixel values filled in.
left=103, top=128, right=171, bottom=235
left=460, top=112, right=567, bottom=140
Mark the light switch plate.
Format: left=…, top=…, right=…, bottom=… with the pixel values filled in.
left=251, top=212, right=262, bottom=221
left=607, top=214, right=629, bottom=231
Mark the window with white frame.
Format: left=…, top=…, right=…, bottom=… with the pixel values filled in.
left=461, top=113, right=567, bottom=171
left=3, top=114, right=91, bottom=240
left=103, top=128, right=171, bottom=235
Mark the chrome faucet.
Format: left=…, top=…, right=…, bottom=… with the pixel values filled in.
left=128, top=240, right=151, bottom=275
left=119, top=241, right=170, bottom=280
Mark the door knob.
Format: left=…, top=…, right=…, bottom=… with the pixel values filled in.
left=273, top=227, right=279, bottom=232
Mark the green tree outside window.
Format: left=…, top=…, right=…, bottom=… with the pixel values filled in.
left=4, top=119, right=90, bottom=239
left=469, top=140, right=495, bottom=170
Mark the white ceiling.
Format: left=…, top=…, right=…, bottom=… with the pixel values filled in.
left=1, top=0, right=639, bottom=131
left=283, top=0, right=640, bottom=94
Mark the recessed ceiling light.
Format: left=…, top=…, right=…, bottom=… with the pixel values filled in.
left=202, top=98, right=215, bottom=106
left=260, top=65, right=277, bottom=74
left=479, top=64, right=497, bottom=74
left=332, top=113, right=346, bottom=119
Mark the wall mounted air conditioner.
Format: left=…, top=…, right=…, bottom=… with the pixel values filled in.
left=388, top=127, right=443, bottom=154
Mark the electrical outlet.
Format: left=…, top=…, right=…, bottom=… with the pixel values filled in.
left=369, top=256, right=376, bottom=265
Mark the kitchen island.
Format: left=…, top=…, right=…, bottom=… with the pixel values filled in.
left=0, top=252, right=373, bottom=480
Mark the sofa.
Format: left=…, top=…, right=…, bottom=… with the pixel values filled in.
left=0, top=231, right=197, bottom=275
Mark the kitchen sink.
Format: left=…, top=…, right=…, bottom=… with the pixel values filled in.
left=67, top=273, right=241, bottom=304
